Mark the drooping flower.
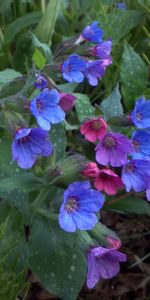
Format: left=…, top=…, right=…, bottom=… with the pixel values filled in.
left=82, top=162, right=100, bottom=178
left=12, top=128, right=53, bottom=169
left=131, top=129, right=150, bottom=158
left=81, top=21, right=103, bottom=43
left=130, top=97, right=150, bottom=128
left=30, top=88, right=65, bottom=131
left=61, top=54, right=86, bottom=83
left=94, top=168, right=124, bottom=195
left=34, top=74, right=48, bottom=89
left=59, top=93, right=76, bottom=112
left=80, top=117, right=107, bottom=142
left=90, top=39, right=112, bottom=59
left=58, top=181, right=104, bottom=232
left=86, top=246, right=127, bottom=288
left=84, top=59, right=112, bottom=86
left=121, top=158, right=150, bottom=192
left=95, top=132, right=132, bottom=167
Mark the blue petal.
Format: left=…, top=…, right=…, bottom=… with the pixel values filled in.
left=73, top=211, right=98, bottom=230
left=79, top=190, right=104, bottom=211
left=58, top=211, right=76, bottom=232
left=37, top=116, right=51, bottom=131
left=12, top=140, right=36, bottom=169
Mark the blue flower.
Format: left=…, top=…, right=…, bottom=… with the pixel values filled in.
left=81, top=21, right=103, bottom=43
left=30, top=88, right=65, bottom=131
left=34, top=74, right=48, bottom=89
left=131, top=129, right=150, bottom=158
left=62, top=54, right=86, bottom=83
left=121, top=159, right=150, bottom=192
left=58, top=181, right=104, bottom=232
left=116, top=3, right=127, bottom=10
left=84, top=59, right=112, bottom=86
left=130, top=97, right=150, bottom=128
left=12, top=128, right=53, bottom=169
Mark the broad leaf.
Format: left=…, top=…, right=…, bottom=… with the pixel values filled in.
left=105, top=196, right=150, bottom=216
left=74, top=93, right=94, bottom=122
left=35, top=0, right=60, bottom=46
left=32, top=48, right=46, bottom=69
left=100, top=85, right=123, bottom=120
left=29, top=216, right=86, bottom=300
left=50, top=124, right=66, bottom=163
left=120, top=41, right=148, bottom=109
left=0, top=69, right=22, bottom=89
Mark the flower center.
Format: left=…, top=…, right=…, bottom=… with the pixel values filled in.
left=132, top=139, right=139, bottom=151
left=65, top=197, right=79, bottom=213
left=91, top=120, right=101, bottom=130
left=36, top=100, right=42, bottom=110
left=103, top=136, right=116, bottom=149
left=124, top=162, right=134, bottom=173
left=136, top=112, right=142, bottom=120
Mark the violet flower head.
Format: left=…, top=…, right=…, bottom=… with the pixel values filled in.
left=116, top=2, right=127, bottom=10
left=131, top=129, right=150, bottom=158
left=130, top=97, right=150, bottom=128
left=34, top=74, right=48, bottom=89
left=86, top=246, right=127, bottom=288
left=90, top=39, right=112, bottom=59
left=59, top=93, right=76, bottom=112
left=122, top=158, right=150, bottom=192
left=30, top=88, right=65, bottom=131
left=95, top=132, right=132, bottom=167
left=81, top=21, right=103, bottom=43
left=58, top=181, right=104, bottom=232
left=12, top=128, right=53, bottom=169
left=84, top=59, right=112, bottom=86
left=61, top=54, right=86, bottom=83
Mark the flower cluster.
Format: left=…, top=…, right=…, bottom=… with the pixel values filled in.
left=62, top=22, right=112, bottom=86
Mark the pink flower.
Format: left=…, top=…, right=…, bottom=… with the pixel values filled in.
left=59, top=93, right=76, bottom=112
left=82, top=162, right=100, bottom=178
left=80, top=117, right=107, bottom=142
left=94, top=168, right=124, bottom=195
left=107, top=237, right=121, bottom=250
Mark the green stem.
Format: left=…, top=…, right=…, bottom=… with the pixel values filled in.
left=35, top=208, right=58, bottom=220
left=41, top=0, right=46, bottom=13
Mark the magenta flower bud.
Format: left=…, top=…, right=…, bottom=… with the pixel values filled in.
left=82, top=162, right=100, bottom=178
left=107, top=237, right=122, bottom=250
left=59, top=93, right=76, bottom=112
left=80, top=117, right=107, bottom=143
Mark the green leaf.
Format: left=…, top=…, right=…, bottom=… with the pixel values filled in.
left=30, top=32, right=52, bottom=62
left=32, top=47, right=46, bottom=69
left=120, top=41, right=148, bottom=109
left=100, top=85, right=123, bottom=120
left=0, top=173, right=44, bottom=193
left=0, top=76, right=25, bottom=98
left=0, top=69, right=22, bottom=89
left=29, top=216, right=86, bottom=300
left=4, top=12, right=42, bottom=43
left=74, top=93, right=95, bottom=122
left=99, top=10, right=144, bottom=45
left=35, top=0, right=60, bottom=46
left=50, top=124, right=66, bottom=163
left=106, top=196, right=150, bottom=216
left=58, top=82, right=78, bottom=93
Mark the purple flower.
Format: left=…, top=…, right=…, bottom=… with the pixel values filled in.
left=58, top=181, right=104, bottom=232
left=90, top=39, right=112, bottom=59
left=59, top=93, right=76, bottom=112
left=81, top=21, right=103, bottom=43
left=34, top=74, right=48, bottom=89
left=122, top=158, right=150, bottom=192
left=30, top=88, right=65, bottom=131
left=86, top=246, right=127, bottom=288
left=131, top=129, right=150, bottom=158
left=146, top=185, right=150, bottom=201
left=61, top=54, right=86, bottom=83
left=12, top=128, right=53, bottom=169
left=95, top=132, right=132, bottom=167
left=84, top=59, right=112, bottom=86
left=130, top=97, right=150, bottom=128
